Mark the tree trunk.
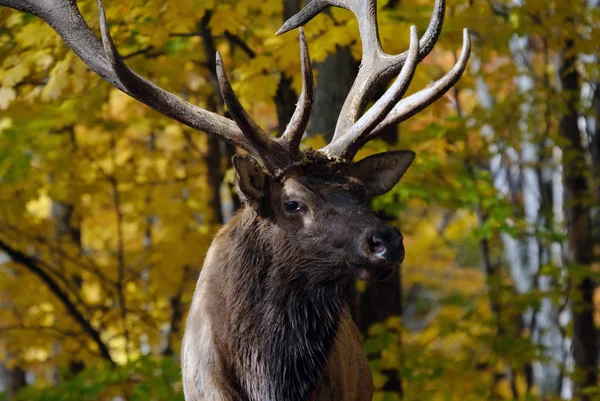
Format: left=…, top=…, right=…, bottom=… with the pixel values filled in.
left=307, top=47, right=359, bottom=141
left=200, top=11, right=238, bottom=224
left=591, top=78, right=600, bottom=246
left=205, top=136, right=225, bottom=225
left=559, top=37, right=597, bottom=400
left=6, top=366, right=26, bottom=398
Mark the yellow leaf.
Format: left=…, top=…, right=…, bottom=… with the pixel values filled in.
left=301, top=134, right=327, bottom=150
left=41, top=58, right=70, bottom=101
left=210, top=4, right=244, bottom=36
left=26, top=191, right=51, bottom=219
left=15, top=21, right=54, bottom=48
left=2, top=63, right=30, bottom=87
left=372, top=370, right=388, bottom=390
left=0, top=87, right=16, bottom=110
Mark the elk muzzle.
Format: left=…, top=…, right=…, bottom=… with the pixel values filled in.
left=354, top=226, right=404, bottom=281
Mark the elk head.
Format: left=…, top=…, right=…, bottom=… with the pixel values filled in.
left=0, top=0, right=470, bottom=282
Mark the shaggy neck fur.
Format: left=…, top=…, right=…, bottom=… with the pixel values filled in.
left=205, top=209, right=351, bottom=401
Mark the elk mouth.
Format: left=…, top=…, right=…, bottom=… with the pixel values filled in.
left=350, top=263, right=398, bottom=281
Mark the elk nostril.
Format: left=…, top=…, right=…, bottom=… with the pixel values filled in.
left=369, top=236, right=387, bottom=258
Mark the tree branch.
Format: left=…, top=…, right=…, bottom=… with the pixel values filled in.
left=108, top=133, right=130, bottom=361
left=169, top=29, right=257, bottom=60
left=224, top=31, right=256, bottom=59
left=163, top=265, right=193, bottom=356
left=122, top=46, right=155, bottom=60
left=0, top=239, right=114, bottom=364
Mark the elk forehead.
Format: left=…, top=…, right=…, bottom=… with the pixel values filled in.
left=282, top=173, right=367, bottom=208
left=282, top=159, right=368, bottom=194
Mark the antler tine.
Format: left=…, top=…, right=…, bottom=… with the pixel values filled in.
left=322, top=26, right=420, bottom=160
left=280, top=28, right=315, bottom=157
left=277, top=0, right=332, bottom=36
left=0, top=0, right=292, bottom=168
left=215, top=52, right=292, bottom=171
left=278, top=0, right=446, bottom=144
left=367, top=28, right=471, bottom=139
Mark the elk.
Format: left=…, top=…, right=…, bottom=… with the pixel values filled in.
left=0, top=0, right=470, bottom=399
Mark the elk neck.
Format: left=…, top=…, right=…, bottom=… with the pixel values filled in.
left=203, top=208, right=353, bottom=401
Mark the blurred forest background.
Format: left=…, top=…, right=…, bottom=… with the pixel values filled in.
left=0, top=0, right=599, bottom=400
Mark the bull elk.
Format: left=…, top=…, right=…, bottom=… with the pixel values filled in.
left=1, top=0, right=470, bottom=399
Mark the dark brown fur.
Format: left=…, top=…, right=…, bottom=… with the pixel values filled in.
left=182, top=152, right=414, bottom=401
left=203, top=211, right=347, bottom=400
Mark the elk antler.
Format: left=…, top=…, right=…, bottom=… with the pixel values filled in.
left=215, top=52, right=291, bottom=169
left=215, top=28, right=314, bottom=164
left=279, top=28, right=315, bottom=158
left=2, top=0, right=468, bottom=171
left=278, top=0, right=471, bottom=161
left=0, top=0, right=315, bottom=174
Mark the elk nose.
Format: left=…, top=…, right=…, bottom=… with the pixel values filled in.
left=368, top=227, right=404, bottom=263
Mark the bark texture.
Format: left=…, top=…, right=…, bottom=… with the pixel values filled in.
left=559, top=37, right=597, bottom=400
left=307, top=47, right=359, bottom=142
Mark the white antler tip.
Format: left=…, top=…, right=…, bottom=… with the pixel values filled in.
left=461, top=29, right=471, bottom=55
left=409, top=25, right=418, bottom=43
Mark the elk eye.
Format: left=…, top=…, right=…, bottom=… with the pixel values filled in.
left=283, top=201, right=301, bottom=213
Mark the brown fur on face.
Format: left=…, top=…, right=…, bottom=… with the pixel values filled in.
left=182, top=150, right=414, bottom=401
left=237, top=150, right=414, bottom=281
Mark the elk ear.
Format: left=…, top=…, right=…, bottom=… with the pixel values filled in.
left=233, top=154, right=268, bottom=207
left=349, top=151, right=415, bottom=197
